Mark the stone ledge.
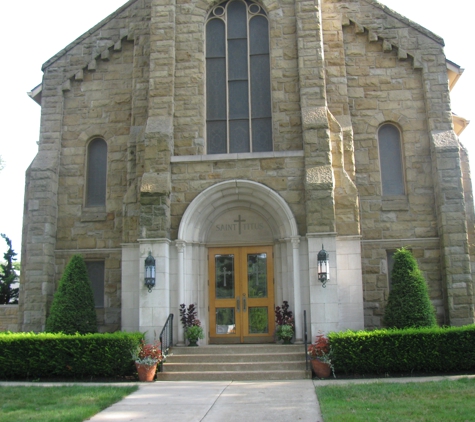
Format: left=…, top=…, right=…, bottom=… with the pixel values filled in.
left=81, top=209, right=107, bottom=222
left=171, top=150, right=304, bottom=163
left=382, top=196, right=409, bottom=211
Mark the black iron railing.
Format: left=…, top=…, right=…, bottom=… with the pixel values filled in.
left=158, top=313, right=174, bottom=372
left=304, top=309, right=308, bottom=371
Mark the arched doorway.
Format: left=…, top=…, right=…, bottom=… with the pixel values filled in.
left=176, top=180, right=301, bottom=344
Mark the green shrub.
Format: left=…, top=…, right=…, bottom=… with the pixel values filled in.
left=46, top=255, right=97, bottom=334
left=0, top=331, right=143, bottom=380
left=328, top=325, right=475, bottom=375
left=383, top=248, right=436, bottom=329
left=0, top=234, right=19, bottom=304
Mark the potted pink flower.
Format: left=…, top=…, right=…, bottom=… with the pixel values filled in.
left=307, top=333, right=334, bottom=378
left=131, top=339, right=163, bottom=382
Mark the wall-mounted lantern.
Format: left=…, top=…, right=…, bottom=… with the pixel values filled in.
left=317, top=245, right=330, bottom=288
left=144, top=252, right=156, bottom=293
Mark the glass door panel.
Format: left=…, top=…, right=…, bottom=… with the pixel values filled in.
left=248, top=306, right=268, bottom=334
left=216, top=307, right=236, bottom=334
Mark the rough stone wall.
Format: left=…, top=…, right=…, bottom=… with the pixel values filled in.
left=0, top=306, right=19, bottom=332
left=19, top=0, right=151, bottom=332
left=327, top=0, right=475, bottom=327
left=337, top=6, right=444, bottom=326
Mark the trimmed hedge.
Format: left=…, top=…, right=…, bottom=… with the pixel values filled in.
left=328, top=326, right=475, bottom=375
left=0, top=331, right=143, bottom=380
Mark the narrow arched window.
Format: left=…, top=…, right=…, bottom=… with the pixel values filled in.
left=378, top=124, right=405, bottom=196
left=86, top=138, right=107, bottom=207
left=206, top=0, right=272, bottom=154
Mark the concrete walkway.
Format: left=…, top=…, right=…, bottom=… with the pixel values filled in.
left=86, top=380, right=323, bottom=422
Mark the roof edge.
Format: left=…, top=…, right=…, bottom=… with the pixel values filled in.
left=363, top=0, right=445, bottom=46
left=41, top=0, right=139, bottom=71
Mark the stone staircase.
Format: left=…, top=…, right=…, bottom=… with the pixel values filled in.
left=156, top=344, right=310, bottom=381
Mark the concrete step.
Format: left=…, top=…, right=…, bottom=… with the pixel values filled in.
left=169, top=344, right=304, bottom=355
left=157, top=344, right=310, bottom=381
left=167, top=352, right=304, bottom=363
left=163, top=361, right=306, bottom=372
left=156, top=370, right=310, bottom=381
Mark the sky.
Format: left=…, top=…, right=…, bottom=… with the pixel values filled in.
left=0, top=0, right=473, bottom=260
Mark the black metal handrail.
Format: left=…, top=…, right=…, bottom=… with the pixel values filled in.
left=158, top=313, right=174, bottom=372
left=304, top=309, right=308, bottom=371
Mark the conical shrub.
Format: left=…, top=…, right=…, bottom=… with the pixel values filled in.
left=383, top=248, right=437, bottom=329
left=45, top=254, right=98, bottom=334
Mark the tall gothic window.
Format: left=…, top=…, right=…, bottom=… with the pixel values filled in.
left=206, top=0, right=272, bottom=154
left=378, top=124, right=405, bottom=196
left=85, top=260, right=105, bottom=308
left=86, top=138, right=107, bottom=207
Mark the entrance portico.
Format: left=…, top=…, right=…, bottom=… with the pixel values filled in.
left=121, top=179, right=365, bottom=344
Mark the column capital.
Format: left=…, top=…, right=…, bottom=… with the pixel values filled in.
left=175, top=240, right=186, bottom=253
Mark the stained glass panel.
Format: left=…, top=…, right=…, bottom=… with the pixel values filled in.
left=247, top=253, right=267, bottom=298
left=215, top=254, right=235, bottom=299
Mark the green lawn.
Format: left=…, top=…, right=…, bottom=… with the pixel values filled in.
left=316, top=378, right=475, bottom=422
left=0, top=385, right=138, bottom=422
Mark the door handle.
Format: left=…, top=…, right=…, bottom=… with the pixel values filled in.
left=236, top=296, right=240, bottom=312
left=243, top=294, right=247, bottom=311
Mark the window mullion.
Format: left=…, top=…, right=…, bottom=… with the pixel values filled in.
left=247, top=6, right=253, bottom=152
left=225, top=5, right=230, bottom=153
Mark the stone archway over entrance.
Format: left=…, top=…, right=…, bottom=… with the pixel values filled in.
left=178, top=179, right=298, bottom=242
left=176, top=179, right=303, bottom=344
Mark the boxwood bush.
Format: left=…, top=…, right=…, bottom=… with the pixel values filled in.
left=328, top=325, right=475, bottom=376
left=0, top=331, right=143, bottom=380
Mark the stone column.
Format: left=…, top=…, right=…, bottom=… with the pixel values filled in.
left=19, top=67, right=63, bottom=332
left=176, top=240, right=185, bottom=345
left=294, top=0, right=336, bottom=234
left=291, top=237, right=302, bottom=342
left=429, top=131, right=475, bottom=325
left=420, top=42, right=475, bottom=325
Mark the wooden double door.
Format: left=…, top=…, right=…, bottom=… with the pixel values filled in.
left=209, top=246, right=275, bottom=343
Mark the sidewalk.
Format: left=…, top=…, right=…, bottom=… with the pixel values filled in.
left=86, top=380, right=323, bottom=422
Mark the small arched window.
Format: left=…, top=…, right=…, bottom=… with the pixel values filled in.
left=86, top=138, right=107, bottom=207
left=378, top=124, right=405, bottom=196
left=206, top=0, right=272, bottom=154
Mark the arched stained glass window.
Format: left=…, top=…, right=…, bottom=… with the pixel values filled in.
left=206, top=0, right=272, bottom=154
left=378, top=124, right=405, bottom=196
left=86, top=138, right=107, bottom=207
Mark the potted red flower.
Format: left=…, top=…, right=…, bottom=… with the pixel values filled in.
left=307, top=333, right=334, bottom=378
left=131, top=339, right=163, bottom=382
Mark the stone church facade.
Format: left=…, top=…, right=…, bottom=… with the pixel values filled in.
left=17, top=0, right=475, bottom=342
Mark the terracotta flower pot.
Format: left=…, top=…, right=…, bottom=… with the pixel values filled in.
left=310, top=359, right=331, bottom=378
left=135, top=362, right=157, bottom=382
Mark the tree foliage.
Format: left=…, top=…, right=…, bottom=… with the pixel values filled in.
left=0, top=234, right=19, bottom=304
left=383, top=248, right=437, bottom=329
left=45, top=254, right=98, bottom=334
